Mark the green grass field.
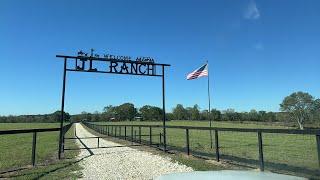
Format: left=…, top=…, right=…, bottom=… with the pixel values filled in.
left=92, top=120, right=319, bottom=178
left=0, top=123, right=81, bottom=179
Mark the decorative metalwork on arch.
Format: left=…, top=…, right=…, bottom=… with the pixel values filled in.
left=56, top=50, right=170, bottom=159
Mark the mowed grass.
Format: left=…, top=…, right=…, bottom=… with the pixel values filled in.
left=0, top=123, right=81, bottom=179
left=93, top=120, right=319, bottom=178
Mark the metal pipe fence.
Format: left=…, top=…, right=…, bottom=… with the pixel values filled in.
left=82, top=121, right=320, bottom=177
left=0, top=123, right=73, bottom=168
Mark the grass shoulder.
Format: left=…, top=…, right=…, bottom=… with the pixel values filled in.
left=0, top=124, right=82, bottom=179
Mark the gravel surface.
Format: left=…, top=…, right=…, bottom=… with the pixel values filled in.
left=75, top=123, right=193, bottom=180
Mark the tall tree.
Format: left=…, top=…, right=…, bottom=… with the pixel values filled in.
left=172, top=104, right=187, bottom=120
left=116, top=103, right=137, bottom=121
left=280, top=91, right=314, bottom=129
left=210, top=109, right=221, bottom=121
left=139, top=105, right=163, bottom=121
left=189, top=104, right=200, bottom=120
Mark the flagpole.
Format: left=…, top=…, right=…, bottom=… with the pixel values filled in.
left=207, top=61, right=213, bottom=149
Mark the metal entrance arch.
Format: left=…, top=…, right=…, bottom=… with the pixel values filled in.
left=56, top=50, right=170, bottom=159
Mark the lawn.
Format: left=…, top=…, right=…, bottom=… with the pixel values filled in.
left=90, top=120, right=319, bottom=178
left=0, top=123, right=81, bottom=179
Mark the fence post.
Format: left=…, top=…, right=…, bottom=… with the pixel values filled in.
left=120, top=126, right=122, bottom=138
left=107, top=126, right=109, bottom=136
left=258, top=131, right=264, bottom=171
left=32, top=132, right=37, bottom=167
left=160, top=133, right=162, bottom=147
left=125, top=126, right=127, bottom=140
left=186, top=129, right=190, bottom=155
left=134, top=130, right=137, bottom=142
left=215, top=130, right=220, bottom=162
left=131, top=126, right=134, bottom=142
left=62, top=133, right=65, bottom=153
left=139, top=127, right=142, bottom=143
left=112, top=126, right=114, bottom=136
left=115, top=126, right=117, bottom=137
left=149, top=127, right=152, bottom=146
left=316, top=135, right=320, bottom=168
left=98, top=137, right=100, bottom=148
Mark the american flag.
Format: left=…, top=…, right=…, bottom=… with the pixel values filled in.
left=187, top=63, right=208, bottom=80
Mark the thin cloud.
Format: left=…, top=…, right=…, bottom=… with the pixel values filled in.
left=244, top=1, right=260, bottom=20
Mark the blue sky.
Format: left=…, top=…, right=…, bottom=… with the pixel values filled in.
left=0, top=0, right=319, bottom=115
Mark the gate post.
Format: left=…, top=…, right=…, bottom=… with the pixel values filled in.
left=161, top=65, right=167, bottom=152
left=58, top=58, right=67, bottom=159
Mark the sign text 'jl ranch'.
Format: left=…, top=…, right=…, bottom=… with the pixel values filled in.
left=75, top=53, right=157, bottom=76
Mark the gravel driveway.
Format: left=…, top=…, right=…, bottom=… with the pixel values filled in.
left=75, top=123, right=193, bottom=180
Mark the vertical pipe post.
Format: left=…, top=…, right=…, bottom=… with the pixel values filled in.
left=215, top=130, right=220, bottom=162
left=316, top=135, right=320, bottom=168
left=112, top=126, right=114, bottom=136
left=32, top=132, right=37, bottom=167
left=134, top=130, right=137, bottom=142
left=186, top=129, right=190, bottom=155
left=131, top=126, right=134, bottom=142
left=62, top=132, right=65, bottom=153
left=160, top=133, right=162, bottom=147
left=107, top=126, right=109, bottom=136
left=124, top=126, right=127, bottom=140
left=139, top=127, right=142, bottom=143
left=58, top=57, right=67, bottom=159
left=149, top=127, right=152, bottom=146
left=115, top=126, right=117, bottom=138
left=258, top=131, right=264, bottom=171
left=120, top=126, right=122, bottom=138
left=162, top=65, right=167, bottom=151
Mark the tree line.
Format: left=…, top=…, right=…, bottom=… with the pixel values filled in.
left=1, top=91, right=319, bottom=129
left=0, top=111, right=70, bottom=123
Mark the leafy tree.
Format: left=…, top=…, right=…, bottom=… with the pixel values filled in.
left=52, top=110, right=71, bottom=122
left=172, top=104, right=187, bottom=120
left=102, top=105, right=117, bottom=120
left=139, top=105, right=163, bottom=121
left=280, top=91, right=314, bottom=129
left=185, top=104, right=200, bottom=120
left=190, top=104, right=200, bottom=120
left=116, top=103, right=137, bottom=121
left=210, top=109, right=221, bottom=121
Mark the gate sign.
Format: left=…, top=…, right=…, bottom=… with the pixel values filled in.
left=56, top=50, right=170, bottom=77
left=56, top=49, right=170, bottom=159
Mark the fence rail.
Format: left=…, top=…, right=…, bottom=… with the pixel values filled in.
left=82, top=121, right=320, bottom=177
left=0, top=123, right=73, bottom=167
